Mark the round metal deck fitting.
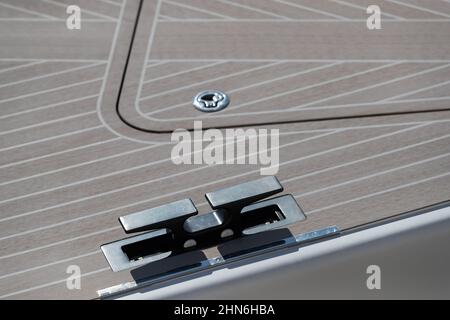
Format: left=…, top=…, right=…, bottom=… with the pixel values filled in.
left=193, top=90, right=229, bottom=113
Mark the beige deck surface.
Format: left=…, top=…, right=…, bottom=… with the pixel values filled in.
left=0, top=0, right=449, bottom=299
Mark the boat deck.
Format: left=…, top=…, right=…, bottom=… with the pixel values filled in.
left=0, top=0, right=449, bottom=299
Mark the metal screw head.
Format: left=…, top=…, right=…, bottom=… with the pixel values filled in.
left=183, top=239, right=197, bottom=248
left=193, top=90, right=230, bottom=113
left=220, top=229, right=234, bottom=238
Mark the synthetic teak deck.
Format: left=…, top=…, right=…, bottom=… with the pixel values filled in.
left=0, top=0, right=449, bottom=299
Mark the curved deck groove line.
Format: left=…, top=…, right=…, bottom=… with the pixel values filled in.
left=111, top=0, right=450, bottom=137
